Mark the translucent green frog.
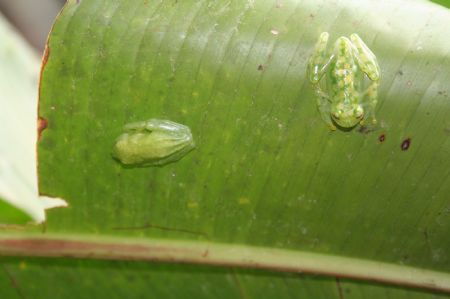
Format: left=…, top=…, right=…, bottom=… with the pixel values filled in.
left=112, top=119, right=195, bottom=167
left=307, top=32, right=380, bottom=130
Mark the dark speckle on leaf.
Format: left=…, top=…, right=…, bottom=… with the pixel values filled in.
left=257, top=64, right=264, bottom=71
left=398, top=70, right=403, bottom=76
left=438, top=90, right=448, bottom=97
left=401, top=138, right=411, bottom=151
left=37, top=117, right=48, bottom=140
left=358, top=125, right=375, bottom=134
left=378, top=134, right=385, bottom=142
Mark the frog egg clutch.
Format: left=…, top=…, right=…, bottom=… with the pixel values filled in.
left=112, top=119, right=195, bottom=167
left=307, top=32, right=381, bottom=130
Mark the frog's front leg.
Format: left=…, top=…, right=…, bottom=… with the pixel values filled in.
left=313, top=86, right=336, bottom=130
left=307, top=32, right=334, bottom=83
left=308, top=32, right=336, bottom=130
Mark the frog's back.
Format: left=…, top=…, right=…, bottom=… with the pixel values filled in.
left=328, top=36, right=358, bottom=101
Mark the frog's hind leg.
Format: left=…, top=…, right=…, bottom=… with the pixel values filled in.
left=307, top=32, right=334, bottom=83
left=349, top=34, right=380, bottom=81
left=350, top=34, right=380, bottom=126
left=360, top=80, right=379, bottom=126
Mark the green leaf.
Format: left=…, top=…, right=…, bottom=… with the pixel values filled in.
left=0, top=200, right=30, bottom=224
left=1, top=256, right=449, bottom=299
left=431, top=0, right=450, bottom=9
left=2, top=0, right=450, bottom=297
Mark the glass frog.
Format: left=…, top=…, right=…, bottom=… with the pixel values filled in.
left=307, top=32, right=380, bottom=130
left=112, top=119, right=195, bottom=167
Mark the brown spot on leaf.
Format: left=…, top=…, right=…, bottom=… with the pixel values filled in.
left=358, top=125, right=375, bottom=134
left=41, top=45, right=50, bottom=66
left=257, top=64, right=264, bottom=71
left=401, top=138, right=411, bottom=151
left=37, top=117, right=48, bottom=140
left=38, top=44, right=51, bottom=108
left=438, top=90, right=448, bottom=97
left=378, top=133, right=386, bottom=142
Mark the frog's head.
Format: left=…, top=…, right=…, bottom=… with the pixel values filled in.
left=331, top=103, right=364, bottom=128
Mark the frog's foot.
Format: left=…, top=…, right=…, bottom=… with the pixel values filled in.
left=360, top=117, right=377, bottom=126
left=359, top=118, right=378, bottom=135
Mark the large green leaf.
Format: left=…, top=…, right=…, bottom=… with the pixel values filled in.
left=1, top=256, right=449, bottom=299
left=1, top=0, right=450, bottom=297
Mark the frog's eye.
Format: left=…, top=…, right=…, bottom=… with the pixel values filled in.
left=354, top=107, right=364, bottom=118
